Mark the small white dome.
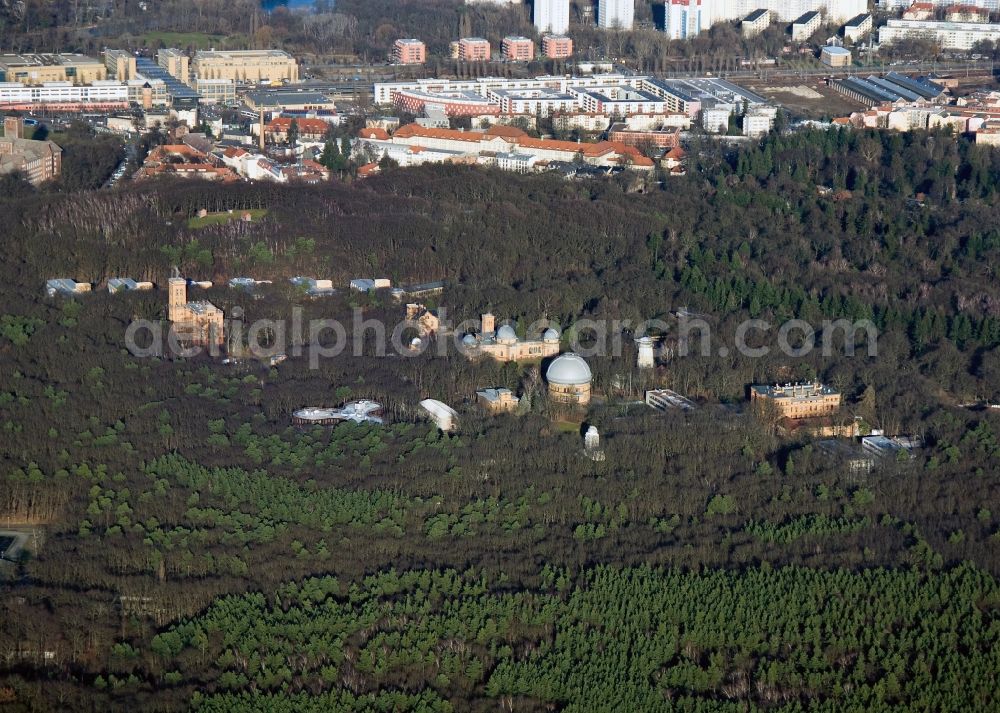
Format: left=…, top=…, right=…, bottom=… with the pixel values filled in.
left=496, top=324, right=517, bottom=343
left=636, top=336, right=653, bottom=346
left=546, top=353, right=592, bottom=385
left=543, top=328, right=560, bottom=342
left=462, top=334, right=477, bottom=346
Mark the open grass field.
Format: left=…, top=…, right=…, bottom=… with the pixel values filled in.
left=187, top=209, right=268, bottom=229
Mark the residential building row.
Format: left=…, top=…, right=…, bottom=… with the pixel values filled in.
left=441, top=34, right=574, bottom=61
left=664, top=0, right=868, bottom=40
left=354, top=123, right=657, bottom=173
left=878, top=18, right=1000, bottom=49
left=374, top=73, right=769, bottom=121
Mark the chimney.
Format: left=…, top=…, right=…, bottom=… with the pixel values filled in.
left=259, top=107, right=265, bottom=151
left=3, top=116, right=24, bottom=139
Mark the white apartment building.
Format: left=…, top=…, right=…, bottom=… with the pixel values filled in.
left=374, top=74, right=646, bottom=107
left=878, top=19, right=1000, bottom=50
left=665, top=0, right=710, bottom=39
left=791, top=10, right=823, bottom=41
left=599, top=0, right=635, bottom=29
left=843, top=13, right=873, bottom=42
left=534, top=0, right=570, bottom=34
left=572, top=86, right=668, bottom=115
left=487, top=88, right=578, bottom=116
left=0, top=80, right=128, bottom=107
left=879, top=0, right=998, bottom=10
left=666, top=0, right=867, bottom=39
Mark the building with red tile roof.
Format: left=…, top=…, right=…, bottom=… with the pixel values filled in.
left=265, top=117, right=329, bottom=143
left=355, top=123, right=654, bottom=172
left=136, top=144, right=238, bottom=181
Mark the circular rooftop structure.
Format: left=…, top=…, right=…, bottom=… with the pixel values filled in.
left=462, top=334, right=477, bottom=347
left=496, top=324, right=517, bottom=343
left=546, top=353, right=592, bottom=385
left=543, top=328, right=560, bottom=342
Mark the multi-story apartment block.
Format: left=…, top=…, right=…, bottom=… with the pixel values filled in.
left=843, top=13, right=873, bottom=41
left=878, top=18, right=1000, bottom=50
left=741, top=9, right=772, bottom=36
left=666, top=0, right=867, bottom=39
left=534, top=0, right=570, bottom=34
left=457, top=38, right=492, bottom=61
left=192, top=50, right=298, bottom=84
left=791, top=10, right=822, bottom=41
left=599, top=0, right=635, bottom=29
left=392, top=39, right=426, bottom=65
left=542, top=35, right=574, bottom=58
left=666, top=0, right=710, bottom=39
left=502, top=36, right=535, bottom=61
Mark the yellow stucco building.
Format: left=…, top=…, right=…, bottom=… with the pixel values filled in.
left=750, top=382, right=841, bottom=420
left=168, top=277, right=224, bottom=347
left=192, top=50, right=298, bottom=84
left=462, top=313, right=561, bottom=362
left=0, top=53, right=106, bottom=84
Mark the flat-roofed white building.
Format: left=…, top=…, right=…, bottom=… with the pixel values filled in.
left=534, top=0, right=570, bottom=34
left=599, top=0, right=635, bottom=29
left=878, top=18, right=1000, bottom=50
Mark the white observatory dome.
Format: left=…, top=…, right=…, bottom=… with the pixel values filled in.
left=546, top=353, right=592, bottom=385
left=542, top=328, right=560, bottom=342
left=496, top=324, right=518, bottom=343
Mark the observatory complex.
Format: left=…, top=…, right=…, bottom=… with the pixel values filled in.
left=462, top=313, right=561, bottom=362
left=168, top=273, right=224, bottom=347
left=546, top=353, right=593, bottom=405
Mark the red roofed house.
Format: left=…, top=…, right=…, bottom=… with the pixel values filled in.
left=266, top=117, right=330, bottom=143
left=902, top=2, right=934, bottom=20
left=355, top=123, right=655, bottom=172
left=136, top=144, right=238, bottom=182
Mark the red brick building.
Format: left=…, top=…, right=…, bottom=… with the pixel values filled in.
left=608, top=124, right=681, bottom=149
left=541, top=35, right=573, bottom=59
left=502, top=36, right=535, bottom=61
left=392, top=39, right=426, bottom=65
left=457, top=38, right=491, bottom=61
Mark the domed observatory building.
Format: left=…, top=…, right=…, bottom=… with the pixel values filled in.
left=461, top=313, right=561, bottom=362
left=546, top=353, right=592, bottom=405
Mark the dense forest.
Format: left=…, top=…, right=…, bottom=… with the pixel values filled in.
left=0, top=128, right=999, bottom=711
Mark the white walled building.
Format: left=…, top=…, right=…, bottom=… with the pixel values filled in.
left=0, top=80, right=128, bottom=108
left=880, top=0, right=998, bottom=9
left=667, top=0, right=867, bottom=39
left=665, top=0, right=710, bottom=39
left=534, top=0, right=570, bottom=34
left=599, top=0, right=635, bottom=29
left=878, top=19, right=1000, bottom=50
